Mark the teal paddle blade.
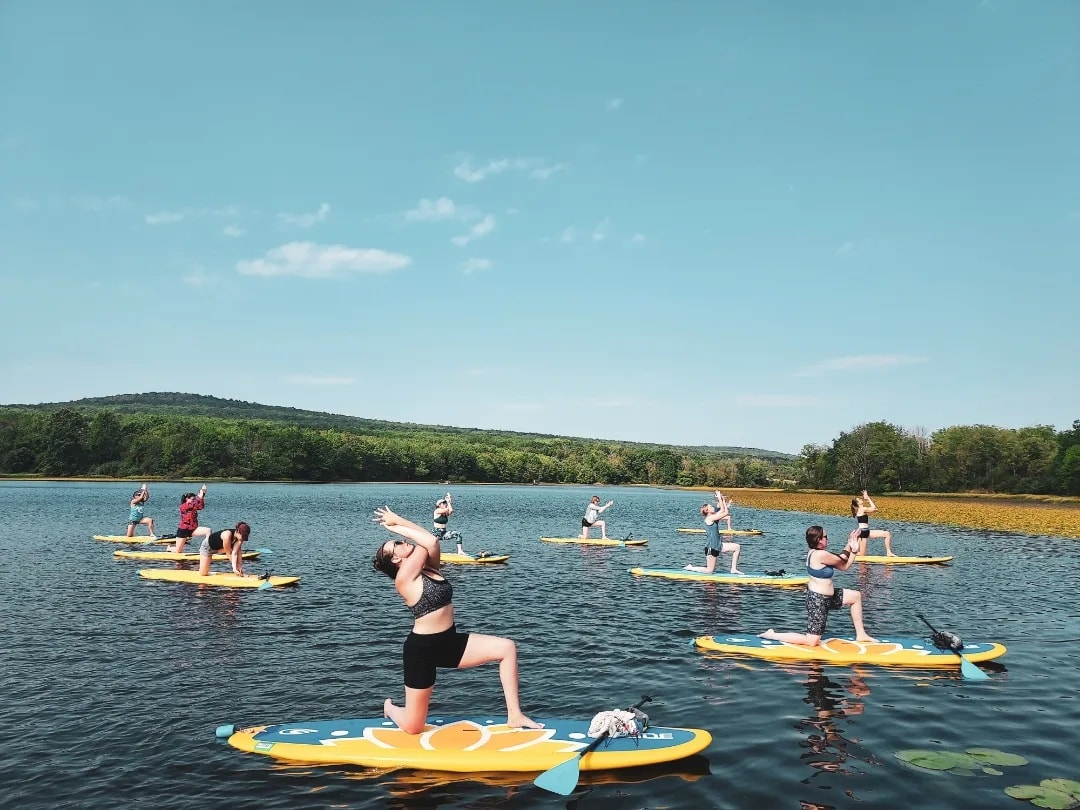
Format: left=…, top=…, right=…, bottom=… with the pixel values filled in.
left=959, top=655, right=990, bottom=681
left=533, top=754, right=582, bottom=796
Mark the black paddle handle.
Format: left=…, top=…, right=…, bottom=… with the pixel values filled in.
left=578, top=695, right=653, bottom=758
left=915, top=613, right=937, bottom=634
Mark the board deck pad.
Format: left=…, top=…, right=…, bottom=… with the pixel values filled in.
left=115, top=549, right=261, bottom=561
left=439, top=552, right=510, bottom=564
left=225, top=715, right=711, bottom=773
left=855, top=555, right=954, bottom=565
left=694, top=634, right=1006, bottom=667
left=676, top=528, right=764, bottom=535
left=630, top=567, right=808, bottom=586
left=541, top=537, right=648, bottom=546
left=138, top=569, right=299, bottom=588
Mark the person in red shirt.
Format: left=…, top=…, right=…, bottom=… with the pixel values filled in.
left=169, top=485, right=207, bottom=553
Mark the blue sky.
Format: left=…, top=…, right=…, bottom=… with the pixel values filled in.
left=1, top=1, right=1077, bottom=455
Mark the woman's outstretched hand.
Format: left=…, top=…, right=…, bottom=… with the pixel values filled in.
left=373, top=505, right=401, bottom=527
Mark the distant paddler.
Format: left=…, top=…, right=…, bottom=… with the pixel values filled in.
left=433, top=492, right=465, bottom=555
left=852, top=490, right=896, bottom=557
left=684, top=494, right=744, bottom=574
left=580, top=495, right=615, bottom=540
left=126, top=484, right=156, bottom=539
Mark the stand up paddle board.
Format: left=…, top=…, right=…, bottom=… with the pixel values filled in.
left=677, top=528, right=764, bottom=536
left=630, top=567, right=808, bottom=586
left=93, top=534, right=171, bottom=544
left=217, top=715, right=711, bottom=773
left=694, top=634, right=1006, bottom=667
left=541, top=537, right=648, bottom=547
left=115, top=549, right=261, bottom=562
left=138, top=569, right=299, bottom=588
left=439, top=552, right=510, bottom=564
left=855, top=555, right=954, bottom=565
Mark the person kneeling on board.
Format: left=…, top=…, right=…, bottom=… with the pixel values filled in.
left=685, top=499, right=744, bottom=574
left=196, top=522, right=252, bottom=577
left=759, top=526, right=876, bottom=646
left=372, top=506, right=543, bottom=734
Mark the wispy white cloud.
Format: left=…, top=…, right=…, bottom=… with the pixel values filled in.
left=451, top=215, right=496, bottom=247
left=461, top=257, right=492, bottom=275
left=236, top=241, right=410, bottom=279
left=182, top=265, right=214, bottom=287
left=278, top=202, right=331, bottom=228
left=145, top=204, right=242, bottom=226
left=405, top=197, right=461, bottom=222
left=592, top=218, right=611, bottom=242
left=146, top=210, right=186, bottom=225
left=735, top=394, right=821, bottom=407
left=559, top=227, right=576, bottom=243
left=454, top=157, right=564, bottom=183
left=606, top=98, right=623, bottom=111
left=630, top=233, right=646, bottom=244
left=836, top=241, right=855, bottom=256
left=794, top=354, right=930, bottom=377
left=285, top=374, right=355, bottom=385
left=222, top=225, right=245, bottom=238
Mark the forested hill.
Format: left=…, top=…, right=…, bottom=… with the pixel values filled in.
left=0, top=392, right=796, bottom=485
left=9, top=392, right=794, bottom=460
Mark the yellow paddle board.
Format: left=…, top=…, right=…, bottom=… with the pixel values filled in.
left=439, top=552, right=510, bottom=564
left=115, top=549, right=261, bottom=561
left=137, top=569, right=299, bottom=588
left=541, top=537, right=648, bottom=546
left=694, top=634, right=1006, bottom=668
left=221, top=715, right=711, bottom=772
left=93, top=534, right=170, bottom=544
left=855, top=555, right=954, bottom=565
left=676, top=528, right=764, bottom=535
left=629, top=567, right=808, bottom=586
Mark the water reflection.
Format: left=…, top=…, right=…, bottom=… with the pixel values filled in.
left=797, top=666, right=880, bottom=807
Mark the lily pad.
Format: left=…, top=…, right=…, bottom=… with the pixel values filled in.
left=1004, top=784, right=1080, bottom=810
left=896, top=749, right=980, bottom=772
left=1043, top=781, right=1080, bottom=800
left=984, top=768, right=1005, bottom=776
left=967, top=748, right=1029, bottom=767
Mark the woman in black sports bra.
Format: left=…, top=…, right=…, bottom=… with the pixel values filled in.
left=371, top=506, right=542, bottom=735
left=851, top=490, right=896, bottom=557
left=197, top=522, right=251, bottom=576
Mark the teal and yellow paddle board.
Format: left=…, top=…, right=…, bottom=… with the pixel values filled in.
left=439, top=552, right=510, bottom=564
left=116, top=549, right=261, bottom=562
left=138, top=569, right=299, bottom=588
left=694, top=634, right=1006, bottom=668
left=541, top=537, right=648, bottom=547
left=630, top=567, right=808, bottom=587
left=855, top=555, right=954, bottom=565
left=220, top=715, right=711, bottom=772
left=676, top=528, right=764, bottom=536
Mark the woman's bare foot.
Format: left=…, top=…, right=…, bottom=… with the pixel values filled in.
left=508, top=713, right=544, bottom=729
left=758, top=629, right=777, bottom=639
left=855, top=635, right=877, bottom=642
left=383, top=698, right=394, bottom=718
left=730, top=568, right=745, bottom=575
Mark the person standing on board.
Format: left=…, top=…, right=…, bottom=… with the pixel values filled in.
left=197, top=522, right=252, bottom=577
left=371, top=506, right=543, bottom=735
left=684, top=499, right=744, bottom=574
left=125, top=484, right=156, bottom=538
left=852, top=490, right=896, bottom=557
left=580, top=495, right=614, bottom=539
left=433, top=493, right=465, bottom=555
left=758, top=526, right=876, bottom=645
left=169, top=485, right=207, bottom=554
left=712, top=490, right=734, bottom=531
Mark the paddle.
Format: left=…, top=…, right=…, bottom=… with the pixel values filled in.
left=916, top=613, right=989, bottom=681
left=533, top=694, right=653, bottom=796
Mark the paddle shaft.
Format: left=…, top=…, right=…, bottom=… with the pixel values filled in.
left=916, top=613, right=955, bottom=648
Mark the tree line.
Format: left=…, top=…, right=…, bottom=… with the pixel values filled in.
left=798, top=420, right=1080, bottom=495
left=0, top=407, right=787, bottom=487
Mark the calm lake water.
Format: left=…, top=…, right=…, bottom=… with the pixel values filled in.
left=1, top=481, right=1077, bottom=809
